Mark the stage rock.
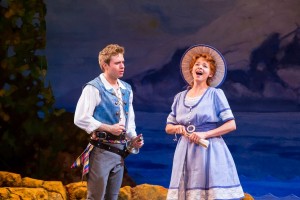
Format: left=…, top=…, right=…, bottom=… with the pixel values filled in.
left=0, top=171, right=253, bottom=200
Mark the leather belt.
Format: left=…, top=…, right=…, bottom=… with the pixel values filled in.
left=94, top=131, right=126, bottom=140
left=90, top=140, right=130, bottom=159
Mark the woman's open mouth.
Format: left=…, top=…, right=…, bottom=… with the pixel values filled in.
left=196, top=71, right=203, bottom=75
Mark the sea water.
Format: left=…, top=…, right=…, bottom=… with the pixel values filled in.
left=125, top=111, right=300, bottom=199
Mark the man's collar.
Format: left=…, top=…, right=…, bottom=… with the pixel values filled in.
left=99, top=73, right=126, bottom=90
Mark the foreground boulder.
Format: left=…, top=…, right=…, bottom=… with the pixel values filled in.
left=1, top=171, right=253, bottom=200
left=0, top=172, right=66, bottom=200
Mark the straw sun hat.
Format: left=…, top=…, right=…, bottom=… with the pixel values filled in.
left=180, top=44, right=227, bottom=88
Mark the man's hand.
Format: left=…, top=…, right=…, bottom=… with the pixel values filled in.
left=91, top=131, right=98, bottom=140
left=130, top=134, right=144, bottom=148
left=97, top=123, right=125, bottom=136
left=106, top=123, right=126, bottom=135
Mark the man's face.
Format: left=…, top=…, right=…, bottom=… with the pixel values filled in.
left=105, top=53, right=125, bottom=79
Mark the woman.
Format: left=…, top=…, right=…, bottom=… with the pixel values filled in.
left=166, top=44, right=244, bottom=200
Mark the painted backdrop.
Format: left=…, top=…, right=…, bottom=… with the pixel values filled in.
left=45, top=0, right=300, bottom=199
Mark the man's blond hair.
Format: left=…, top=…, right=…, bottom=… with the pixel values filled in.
left=98, top=44, right=125, bottom=71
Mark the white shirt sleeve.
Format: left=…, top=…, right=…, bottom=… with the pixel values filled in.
left=125, top=90, right=137, bottom=139
left=74, top=85, right=102, bottom=134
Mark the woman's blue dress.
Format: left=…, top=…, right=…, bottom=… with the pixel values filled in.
left=166, top=87, right=244, bottom=200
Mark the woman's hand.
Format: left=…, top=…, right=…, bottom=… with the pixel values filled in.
left=165, top=124, right=187, bottom=135
left=188, top=132, right=207, bottom=143
left=174, top=125, right=188, bottom=135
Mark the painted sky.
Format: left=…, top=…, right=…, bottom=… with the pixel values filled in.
left=44, top=0, right=300, bottom=112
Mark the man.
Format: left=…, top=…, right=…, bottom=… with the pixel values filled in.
left=73, top=44, right=144, bottom=200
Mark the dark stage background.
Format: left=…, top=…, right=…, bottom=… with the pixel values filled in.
left=44, top=0, right=300, bottom=199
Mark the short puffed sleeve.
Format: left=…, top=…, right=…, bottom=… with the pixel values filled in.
left=166, top=92, right=182, bottom=125
left=214, top=88, right=234, bottom=122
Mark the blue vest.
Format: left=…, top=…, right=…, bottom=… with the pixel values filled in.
left=86, top=77, right=131, bottom=128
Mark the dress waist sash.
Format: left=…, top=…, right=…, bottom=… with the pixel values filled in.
left=193, top=123, right=217, bottom=132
